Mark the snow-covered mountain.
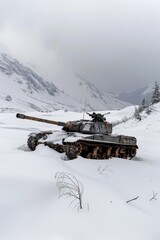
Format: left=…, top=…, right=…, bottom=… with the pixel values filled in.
left=60, top=74, right=130, bottom=111
left=0, top=53, right=129, bottom=112
left=0, top=53, right=83, bottom=112
left=118, top=86, right=147, bottom=104
left=118, top=83, right=158, bottom=105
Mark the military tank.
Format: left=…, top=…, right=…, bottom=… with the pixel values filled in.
left=16, top=112, right=138, bottom=160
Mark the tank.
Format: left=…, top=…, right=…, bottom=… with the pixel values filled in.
left=16, top=112, right=138, bottom=160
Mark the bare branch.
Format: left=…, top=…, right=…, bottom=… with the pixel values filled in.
left=97, top=165, right=112, bottom=175
left=126, top=196, right=139, bottom=203
left=149, top=191, right=158, bottom=201
left=55, top=172, right=84, bottom=209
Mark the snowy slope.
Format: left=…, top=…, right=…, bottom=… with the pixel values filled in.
left=0, top=53, right=129, bottom=112
left=0, top=53, right=83, bottom=112
left=0, top=104, right=160, bottom=240
left=118, top=82, right=160, bottom=105
left=54, top=74, right=130, bottom=111
left=118, top=86, right=148, bottom=104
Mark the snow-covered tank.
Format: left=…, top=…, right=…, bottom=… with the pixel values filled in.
left=16, top=112, right=138, bottom=160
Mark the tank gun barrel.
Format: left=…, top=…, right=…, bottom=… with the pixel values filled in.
left=16, top=113, right=66, bottom=126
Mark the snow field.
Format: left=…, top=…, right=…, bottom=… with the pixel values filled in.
left=0, top=106, right=160, bottom=240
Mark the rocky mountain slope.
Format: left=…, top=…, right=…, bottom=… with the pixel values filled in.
left=0, top=53, right=129, bottom=112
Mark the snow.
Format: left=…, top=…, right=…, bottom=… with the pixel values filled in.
left=0, top=53, right=130, bottom=112
left=0, top=105, right=160, bottom=240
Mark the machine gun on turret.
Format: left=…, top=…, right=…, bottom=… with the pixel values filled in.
left=87, top=112, right=110, bottom=122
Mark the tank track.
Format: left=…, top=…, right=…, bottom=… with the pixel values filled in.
left=27, top=136, right=38, bottom=151
left=27, top=131, right=52, bottom=151
left=65, top=145, right=77, bottom=159
left=27, top=131, right=65, bottom=153
left=65, top=140, right=137, bottom=160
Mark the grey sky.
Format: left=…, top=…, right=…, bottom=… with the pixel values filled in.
left=0, top=0, right=160, bottom=92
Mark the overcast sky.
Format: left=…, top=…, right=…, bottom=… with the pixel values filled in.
left=0, top=0, right=160, bottom=92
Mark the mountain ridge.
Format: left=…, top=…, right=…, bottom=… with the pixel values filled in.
left=0, top=53, right=130, bottom=112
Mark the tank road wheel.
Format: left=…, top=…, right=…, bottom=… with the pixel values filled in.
left=92, top=146, right=102, bottom=159
left=76, top=142, right=83, bottom=155
left=27, top=136, right=38, bottom=151
left=119, top=147, right=127, bottom=159
left=115, top=147, right=120, bottom=158
left=65, top=144, right=77, bottom=160
left=86, top=152, right=101, bottom=159
left=102, top=153, right=109, bottom=159
left=103, top=147, right=112, bottom=159
left=130, top=147, right=137, bottom=159
left=96, top=154, right=102, bottom=159
left=86, top=153, right=93, bottom=159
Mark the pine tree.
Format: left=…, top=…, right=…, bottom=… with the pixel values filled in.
left=151, top=81, right=160, bottom=105
left=142, top=98, right=146, bottom=109
left=145, top=105, right=152, bottom=115
left=139, top=98, right=146, bottom=112
left=134, top=107, right=141, bottom=121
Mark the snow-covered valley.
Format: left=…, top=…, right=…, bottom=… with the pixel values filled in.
left=0, top=104, right=160, bottom=240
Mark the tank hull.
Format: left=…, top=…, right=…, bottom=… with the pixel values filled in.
left=63, top=134, right=138, bottom=160
left=27, top=130, right=138, bottom=160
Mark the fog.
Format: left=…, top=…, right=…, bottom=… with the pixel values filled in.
left=0, top=0, right=160, bottom=92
